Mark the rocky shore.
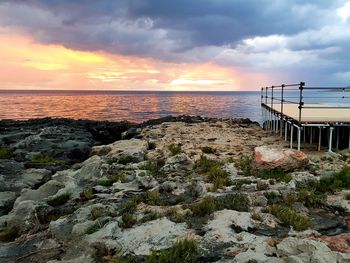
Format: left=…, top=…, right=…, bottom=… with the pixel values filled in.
left=0, top=116, right=349, bottom=263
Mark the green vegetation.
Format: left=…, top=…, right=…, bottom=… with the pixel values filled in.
left=145, top=191, right=162, bottom=206
left=0, top=147, right=13, bottom=159
left=201, top=146, right=216, bottom=154
left=32, top=154, right=63, bottom=164
left=189, top=196, right=217, bottom=217
left=166, top=208, right=187, bottom=223
left=119, top=214, right=137, bottom=229
left=257, top=170, right=293, bottom=183
left=345, top=192, right=350, bottom=200
left=91, top=206, right=106, bottom=220
left=47, top=193, right=71, bottom=207
left=188, top=193, right=250, bottom=217
left=98, top=173, right=126, bottom=186
left=251, top=212, right=262, bottom=221
left=143, top=158, right=165, bottom=177
left=86, top=223, right=101, bottom=235
left=270, top=204, right=310, bottom=231
left=110, top=239, right=198, bottom=263
left=140, top=211, right=162, bottom=223
left=118, top=155, right=136, bottom=165
left=219, top=193, right=250, bottom=212
left=0, top=226, right=19, bottom=242
left=80, top=188, right=94, bottom=201
left=138, top=171, right=147, bottom=177
left=317, top=166, right=350, bottom=193
left=235, top=154, right=254, bottom=177
left=168, top=144, right=182, bottom=156
left=146, top=238, right=198, bottom=263
left=194, top=155, right=231, bottom=191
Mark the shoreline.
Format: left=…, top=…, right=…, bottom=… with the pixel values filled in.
left=0, top=116, right=349, bottom=262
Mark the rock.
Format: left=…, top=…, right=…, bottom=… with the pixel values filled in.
left=319, top=234, right=350, bottom=253
left=136, top=174, right=159, bottom=189
left=277, top=237, right=339, bottom=263
left=326, top=191, right=350, bottom=213
left=254, top=146, right=309, bottom=171
left=114, top=218, right=191, bottom=255
left=14, top=180, right=64, bottom=205
left=222, top=163, right=238, bottom=178
left=162, top=153, right=193, bottom=171
left=21, top=168, right=52, bottom=188
left=2, top=200, right=51, bottom=234
left=121, top=128, right=141, bottom=140
left=50, top=217, right=73, bottom=242
left=0, top=191, right=16, bottom=216
left=74, top=155, right=104, bottom=182
left=91, top=139, right=148, bottom=163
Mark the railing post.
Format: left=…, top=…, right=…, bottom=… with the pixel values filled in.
left=280, top=84, right=285, bottom=137
left=329, top=127, right=334, bottom=152
left=298, top=82, right=305, bottom=124
left=265, top=87, right=268, bottom=105
left=261, top=87, right=263, bottom=104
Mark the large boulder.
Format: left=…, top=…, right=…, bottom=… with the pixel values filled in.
left=91, top=139, right=148, bottom=163
left=254, top=146, right=308, bottom=171
left=0, top=191, right=16, bottom=216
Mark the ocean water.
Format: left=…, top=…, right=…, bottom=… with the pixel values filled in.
left=0, top=90, right=262, bottom=123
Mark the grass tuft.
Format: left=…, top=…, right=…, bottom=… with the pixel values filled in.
left=168, top=144, right=182, bottom=156
left=47, top=193, right=71, bottom=207
left=188, top=196, right=217, bottom=217
left=80, top=188, right=94, bottom=201
left=201, top=146, right=216, bottom=154
left=0, top=226, right=20, bottom=242
left=86, top=223, right=101, bottom=234
left=118, top=214, right=137, bottom=229
left=32, top=154, right=63, bottom=164
left=270, top=204, right=310, bottom=231
left=146, top=238, right=198, bottom=263
left=0, top=147, right=13, bottom=159
left=98, top=173, right=126, bottom=186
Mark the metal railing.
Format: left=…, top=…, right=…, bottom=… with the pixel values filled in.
left=261, top=82, right=350, bottom=124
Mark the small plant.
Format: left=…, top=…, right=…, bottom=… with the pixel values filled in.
left=208, top=165, right=230, bottom=191
left=118, top=155, right=136, bottom=165
left=143, top=158, right=165, bottom=177
left=119, top=214, right=137, bottom=229
left=220, top=193, right=250, bottom=212
left=166, top=208, right=187, bottom=223
left=168, top=144, right=182, bottom=156
left=80, top=188, right=94, bottom=201
left=201, top=146, right=216, bottom=154
left=194, top=155, right=221, bottom=173
left=86, top=223, right=101, bottom=234
left=47, top=193, right=71, bottom=207
left=138, top=171, right=147, bottom=177
left=91, top=206, right=106, bottom=220
left=258, top=170, right=293, bottom=183
left=119, top=196, right=142, bottom=215
left=140, top=211, right=162, bottom=223
left=270, top=205, right=310, bottom=231
left=107, top=158, right=118, bottom=165
left=189, top=196, right=217, bottom=217
left=98, top=173, right=126, bottom=186
left=251, top=212, right=262, bottom=221
left=236, top=235, right=243, bottom=241
left=145, top=191, right=163, bottom=206
left=345, top=193, right=350, bottom=200
left=235, top=155, right=254, bottom=177
left=32, top=154, right=63, bottom=164
left=145, top=238, right=198, bottom=263
left=0, top=226, right=19, bottom=242
left=0, top=147, right=13, bottom=159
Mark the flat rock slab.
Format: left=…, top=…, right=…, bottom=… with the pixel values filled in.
left=254, top=146, right=308, bottom=171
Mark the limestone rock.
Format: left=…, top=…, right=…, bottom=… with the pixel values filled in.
left=254, top=146, right=309, bottom=171
left=0, top=191, right=16, bottom=216
left=21, top=168, right=52, bottom=188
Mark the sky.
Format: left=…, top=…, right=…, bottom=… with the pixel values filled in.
left=0, top=0, right=350, bottom=91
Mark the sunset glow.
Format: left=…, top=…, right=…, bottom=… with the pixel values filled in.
left=0, top=1, right=349, bottom=90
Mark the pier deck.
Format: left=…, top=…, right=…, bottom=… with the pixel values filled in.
left=261, top=83, right=350, bottom=152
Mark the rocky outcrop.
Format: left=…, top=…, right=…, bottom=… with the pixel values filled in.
left=254, top=146, right=309, bottom=171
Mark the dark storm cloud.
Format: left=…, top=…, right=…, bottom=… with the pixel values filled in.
left=1, top=0, right=350, bottom=85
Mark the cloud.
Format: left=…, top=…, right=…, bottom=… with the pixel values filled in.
left=0, top=0, right=350, bottom=87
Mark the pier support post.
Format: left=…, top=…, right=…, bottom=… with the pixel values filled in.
left=285, top=122, right=288, bottom=141
left=290, top=125, right=294, bottom=149
left=297, top=126, right=301, bottom=151
left=318, top=127, right=322, bottom=151
left=348, top=127, right=350, bottom=150
left=336, top=127, right=339, bottom=150
left=328, top=127, right=334, bottom=153
left=310, top=127, right=313, bottom=144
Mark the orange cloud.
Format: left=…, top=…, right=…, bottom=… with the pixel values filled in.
left=0, top=33, right=261, bottom=91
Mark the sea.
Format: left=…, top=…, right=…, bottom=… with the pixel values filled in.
left=0, top=89, right=348, bottom=124
left=0, top=90, right=263, bottom=124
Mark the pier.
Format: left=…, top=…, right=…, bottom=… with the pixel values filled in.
left=261, top=82, right=350, bottom=152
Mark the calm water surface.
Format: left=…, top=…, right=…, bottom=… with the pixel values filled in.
left=0, top=90, right=263, bottom=123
